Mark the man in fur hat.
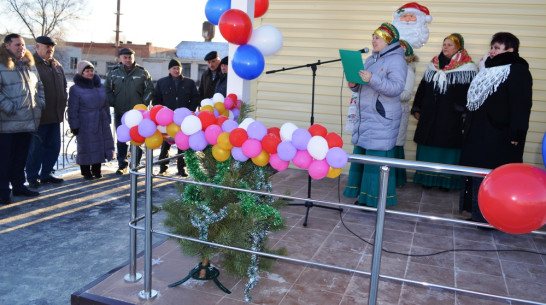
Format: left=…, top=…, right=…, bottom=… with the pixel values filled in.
left=0, top=34, right=45, bottom=204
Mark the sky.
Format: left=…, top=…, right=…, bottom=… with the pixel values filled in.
left=0, top=0, right=226, bottom=48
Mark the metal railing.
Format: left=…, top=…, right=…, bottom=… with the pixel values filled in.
left=126, top=148, right=546, bottom=304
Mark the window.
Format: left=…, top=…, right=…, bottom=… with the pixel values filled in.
left=70, top=57, right=78, bottom=70
left=106, top=62, right=117, bottom=74
left=90, top=61, right=98, bottom=68
left=181, top=63, right=191, bottom=78
left=196, top=64, right=208, bottom=87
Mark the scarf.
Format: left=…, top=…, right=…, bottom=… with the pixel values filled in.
left=423, top=49, right=477, bottom=94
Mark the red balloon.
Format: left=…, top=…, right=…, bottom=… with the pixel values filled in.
left=216, top=115, right=229, bottom=126
left=478, top=163, right=546, bottom=234
left=149, top=105, right=164, bottom=123
left=227, top=94, right=238, bottom=106
left=218, top=9, right=253, bottom=45
left=267, top=127, right=281, bottom=139
left=198, top=111, right=217, bottom=131
left=229, top=128, right=248, bottom=147
left=254, top=0, right=269, bottom=18
left=308, top=124, right=327, bottom=137
left=325, top=132, right=343, bottom=148
left=129, top=125, right=146, bottom=143
left=262, top=133, right=281, bottom=154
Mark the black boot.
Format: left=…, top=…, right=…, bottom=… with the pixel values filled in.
left=80, top=165, right=94, bottom=180
left=91, top=163, right=102, bottom=178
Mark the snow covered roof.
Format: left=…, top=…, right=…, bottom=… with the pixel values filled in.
left=175, top=41, right=229, bottom=60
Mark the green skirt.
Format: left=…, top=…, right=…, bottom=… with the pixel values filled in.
left=343, top=145, right=397, bottom=207
left=413, top=144, right=462, bottom=189
left=393, top=145, right=407, bottom=187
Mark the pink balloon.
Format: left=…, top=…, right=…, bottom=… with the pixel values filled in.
left=156, top=108, right=174, bottom=126
left=241, top=138, right=262, bottom=158
left=269, top=153, right=289, bottom=172
left=224, top=97, right=234, bottom=110
left=292, top=150, right=312, bottom=169
left=142, top=111, right=151, bottom=119
left=175, top=131, right=190, bottom=150
left=308, top=159, right=329, bottom=180
left=205, top=124, right=223, bottom=145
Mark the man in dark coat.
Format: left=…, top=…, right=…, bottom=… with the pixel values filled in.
left=460, top=32, right=533, bottom=223
left=153, top=58, right=199, bottom=176
left=198, top=51, right=222, bottom=100
left=26, top=36, right=67, bottom=188
left=215, top=56, right=228, bottom=97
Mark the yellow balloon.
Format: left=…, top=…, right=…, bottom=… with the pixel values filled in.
left=251, top=150, right=270, bottom=167
left=133, top=104, right=148, bottom=110
left=212, top=145, right=230, bottom=162
left=214, top=102, right=226, bottom=113
left=130, top=140, right=143, bottom=146
left=221, top=109, right=230, bottom=117
left=145, top=130, right=163, bottom=149
left=201, top=105, right=214, bottom=113
left=326, top=167, right=342, bottom=178
left=166, top=122, right=181, bottom=138
left=217, top=132, right=233, bottom=151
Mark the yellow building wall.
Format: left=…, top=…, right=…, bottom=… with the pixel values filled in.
left=249, top=0, right=546, bottom=170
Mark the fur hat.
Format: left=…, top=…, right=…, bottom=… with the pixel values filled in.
left=445, top=33, right=464, bottom=50
left=399, top=40, right=414, bottom=56
left=204, top=51, right=218, bottom=61
left=77, top=60, right=94, bottom=75
left=220, top=56, right=228, bottom=66
left=168, top=58, right=181, bottom=70
left=374, top=22, right=400, bottom=45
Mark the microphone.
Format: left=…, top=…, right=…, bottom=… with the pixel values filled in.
left=360, top=47, right=370, bottom=53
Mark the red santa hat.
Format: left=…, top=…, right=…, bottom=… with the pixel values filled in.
left=395, top=2, right=433, bottom=23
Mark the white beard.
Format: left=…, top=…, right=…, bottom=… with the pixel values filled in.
left=392, top=19, right=429, bottom=49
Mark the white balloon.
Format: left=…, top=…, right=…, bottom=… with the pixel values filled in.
left=228, top=110, right=234, bottom=120
left=201, top=98, right=214, bottom=107
left=124, top=109, right=143, bottom=128
left=248, top=25, right=283, bottom=56
left=239, top=118, right=255, bottom=130
left=180, top=115, right=202, bottom=135
left=157, top=125, right=167, bottom=134
left=307, top=136, right=329, bottom=160
left=280, top=122, right=298, bottom=141
left=212, top=93, right=225, bottom=103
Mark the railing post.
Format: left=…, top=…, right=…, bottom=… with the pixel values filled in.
left=138, top=147, right=158, bottom=300
left=124, top=144, right=142, bottom=283
left=368, top=165, right=390, bottom=305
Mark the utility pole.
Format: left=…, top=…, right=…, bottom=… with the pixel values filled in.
left=115, top=0, right=121, bottom=57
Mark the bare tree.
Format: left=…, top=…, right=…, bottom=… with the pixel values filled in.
left=3, top=0, right=85, bottom=39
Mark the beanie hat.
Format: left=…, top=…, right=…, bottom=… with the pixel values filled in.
left=77, top=60, right=94, bottom=75
left=168, top=58, right=181, bottom=70
left=399, top=40, right=414, bottom=56
left=204, top=51, right=219, bottom=61
left=220, top=56, right=228, bottom=66
left=445, top=33, right=464, bottom=50
left=394, top=2, right=433, bottom=23
left=374, top=22, right=400, bottom=45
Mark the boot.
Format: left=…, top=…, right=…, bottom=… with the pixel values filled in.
left=91, top=163, right=102, bottom=178
left=80, top=165, right=94, bottom=180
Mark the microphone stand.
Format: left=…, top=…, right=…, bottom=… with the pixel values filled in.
left=266, top=57, right=345, bottom=227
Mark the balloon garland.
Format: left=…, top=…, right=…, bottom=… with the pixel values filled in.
left=118, top=94, right=349, bottom=180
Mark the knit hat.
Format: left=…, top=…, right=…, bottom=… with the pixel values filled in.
left=220, top=56, right=228, bottom=66
left=395, top=2, right=433, bottom=23
left=168, top=58, right=181, bottom=69
left=399, top=40, right=414, bottom=56
left=445, top=33, right=464, bottom=50
left=374, top=22, right=400, bottom=45
left=77, top=60, right=94, bottom=75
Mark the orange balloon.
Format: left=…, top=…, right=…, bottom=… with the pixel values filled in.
left=212, top=145, right=231, bottom=162
left=217, top=132, right=233, bottom=151
left=201, top=105, right=214, bottom=113
left=133, top=104, right=148, bottom=110
left=166, top=122, right=181, bottom=138
left=145, top=130, right=163, bottom=149
left=326, top=167, right=342, bottom=178
left=251, top=149, right=270, bottom=167
left=130, top=140, right=143, bottom=146
left=214, top=102, right=226, bottom=113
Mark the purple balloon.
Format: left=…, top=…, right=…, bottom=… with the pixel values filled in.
left=121, top=112, right=127, bottom=126
left=277, top=140, right=297, bottom=162
left=138, top=118, right=157, bottom=138
left=116, top=125, right=131, bottom=143
left=247, top=121, right=267, bottom=141
left=291, top=128, right=312, bottom=150
left=231, top=108, right=240, bottom=120
left=231, top=146, right=249, bottom=162
left=189, top=130, right=207, bottom=151
left=326, top=147, right=348, bottom=168
left=222, top=119, right=239, bottom=132
left=173, top=107, right=193, bottom=125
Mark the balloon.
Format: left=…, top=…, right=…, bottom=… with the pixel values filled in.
left=229, top=128, right=248, bottom=147
left=175, top=131, right=190, bottom=150
left=145, top=130, right=164, bottom=149
left=124, top=109, right=143, bottom=128
left=212, top=93, right=224, bottom=103
left=308, top=159, right=330, bottom=180
left=167, top=122, right=181, bottom=139
left=307, top=136, right=329, bottom=160
left=280, top=122, right=298, bottom=141
left=138, top=118, right=157, bottom=138
left=141, top=110, right=150, bottom=120
left=478, top=163, right=546, bottom=234
left=189, top=130, right=207, bottom=151
left=326, top=147, right=348, bottom=168
left=198, top=111, right=217, bottom=131
left=292, top=150, right=313, bottom=169
left=277, top=140, right=297, bottom=161
left=231, top=147, right=249, bottom=162
left=325, top=132, right=343, bottom=148
left=130, top=140, right=143, bottom=146
left=242, top=138, right=262, bottom=158
left=214, top=102, right=226, bottom=114
left=247, top=121, right=267, bottom=140
left=262, top=133, right=281, bottom=154
left=173, top=107, right=192, bottom=125
left=252, top=149, right=270, bottom=167
left=248, top=25, right=283, bottom=56
left=542, top=131, right=546, bottom=167
left=231, top=108, right=240, bottom=120
left=232, top=44, right=265, bottom=80
left=133, top=104, right=147, bottom=110
left=309, top=124, right=328, bottom=137
left=217, top=132, right=233, bottom=151
left=227, top=94, right=238, bottom=105
left=267, top=127, right=281, bottom=139
left=156, top=108, right=174, bottom=126
left=116, top=125, right=131, bottom=143
left=201, top=105, right=215, bottom=113
left=224, top=97, right=234, bottom=110
left=201, top=98, right=214, bottom=107
left=222, top=119, right=239, bottom=132
left=204, top=0, right=231, bottom=25
left=205, top=124, right=223, bottom=145
left=149, top=105, right=164, bottom=123
left=327, top=167, right=343, bottom=179
left=216, top=115, right=229, bottom=126
left=212, top=145, right=231, bottom=162
left=254, top=0, right=269, bottom=18
left=157, top=125, right=167, bottom=135
left=239, top=118, right=255, bottom=130
left=218, top=9, right=253, bottom=45
left=181, top=115, right=202, bottom=135
left=291, top=128, right=312, bottom=150
left=129, top=125, right=146, bottom=143
left=269, top=153, right=289, bottom=172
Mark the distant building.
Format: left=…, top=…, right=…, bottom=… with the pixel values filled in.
left=174, top=41, right=228, bottom=87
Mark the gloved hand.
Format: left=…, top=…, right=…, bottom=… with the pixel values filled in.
left=71, top=128, right=79, bottom=136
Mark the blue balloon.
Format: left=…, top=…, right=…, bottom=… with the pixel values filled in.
left=232, top=44, right=265, bottom=80
left=205, top=0, right=231, bottom=25
left=542, top=130, right=546, bottom=167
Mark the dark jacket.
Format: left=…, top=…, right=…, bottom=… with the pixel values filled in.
left=199, top=68, right=222, bottom=100
left=153, top=74, right=200, bottom=111
left=0, top=47, right=44, bottom=133
left=67, top=73, right=114, bottom=165
left=105, top=63, right=154, bottom=116
left=460, top=52, right=532, bottom=169
left=33, top=53, right=67, bottom=124
left=215, top=72, right=227, bottom=97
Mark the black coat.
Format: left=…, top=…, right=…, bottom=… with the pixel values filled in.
left=215, top=72, right=227, bottom=97
left=198, top=69, right=222, bottom=100
left=153, top=75, right=200, bottom=111
left=460, top=52, right=532, bottom=169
